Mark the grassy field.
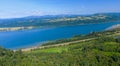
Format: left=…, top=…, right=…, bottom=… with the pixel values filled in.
left=30, top=46, right=69, bottom=53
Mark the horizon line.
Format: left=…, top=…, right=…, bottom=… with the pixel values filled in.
left=0, top=12, right=120, bottom=19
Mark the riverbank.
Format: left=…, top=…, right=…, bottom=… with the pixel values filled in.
left=106, top=24, right=120, bottom=30
left=0, top=21, right=120, bottom=32
left=21, top=38, right=96, bottom=52
left=0, top=26, right=35, bottom=31
left=2, top=30, right=120, bottom=66
left=21, top=29, right=120, bottom=52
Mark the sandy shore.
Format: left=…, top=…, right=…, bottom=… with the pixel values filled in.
left=106, top=24, right=120, bottom=30
left=0, top=26, right=34, bottom=31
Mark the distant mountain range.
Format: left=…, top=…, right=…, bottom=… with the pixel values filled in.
left=0, top=13, right=120, bottom=28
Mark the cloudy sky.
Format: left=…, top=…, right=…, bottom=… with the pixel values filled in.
left=0, top=0, right=120, bottom=18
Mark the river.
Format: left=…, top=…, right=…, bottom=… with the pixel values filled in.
left=0, top=22, right=120, bottom=49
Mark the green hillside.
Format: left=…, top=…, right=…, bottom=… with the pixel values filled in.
left=0, top=28, right=120, bottom=66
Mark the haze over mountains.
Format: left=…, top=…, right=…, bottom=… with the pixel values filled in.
left=0, top=13, right=120, bottom=28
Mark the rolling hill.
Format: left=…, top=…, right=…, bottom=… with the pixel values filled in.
left=0, top=13, right=120, bottom=28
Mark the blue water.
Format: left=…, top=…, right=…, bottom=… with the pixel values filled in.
left=0, top=22, right=120, bottom=49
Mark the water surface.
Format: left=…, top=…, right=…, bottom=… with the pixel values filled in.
left=0, top=22, right=120, bottom=49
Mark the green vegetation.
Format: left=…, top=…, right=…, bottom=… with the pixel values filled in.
left=31, top=46, right=68, bottom=53
left=0, top=28, right=120, bottom=66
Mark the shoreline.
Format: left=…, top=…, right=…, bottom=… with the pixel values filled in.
left=106, top=24, right=120, bottom=30
left=0, top=21, right=120, bottom=32
left=1, top=21, right=120, bottom=51
left=20, top=29, right=120, bottom=52
left=0, top=26, right=35, bottom=31
left=20, top=31, right=120, bottom=52
left=20, top=38, right=96, bottom=52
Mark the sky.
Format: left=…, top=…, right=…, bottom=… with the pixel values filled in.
left=0, top=0, right=120, bottom=18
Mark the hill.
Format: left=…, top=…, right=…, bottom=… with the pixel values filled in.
left=0, top=13, right=120, bottom=28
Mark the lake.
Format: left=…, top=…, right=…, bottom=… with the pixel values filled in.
left=0, top=22, right=120, bottom=49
